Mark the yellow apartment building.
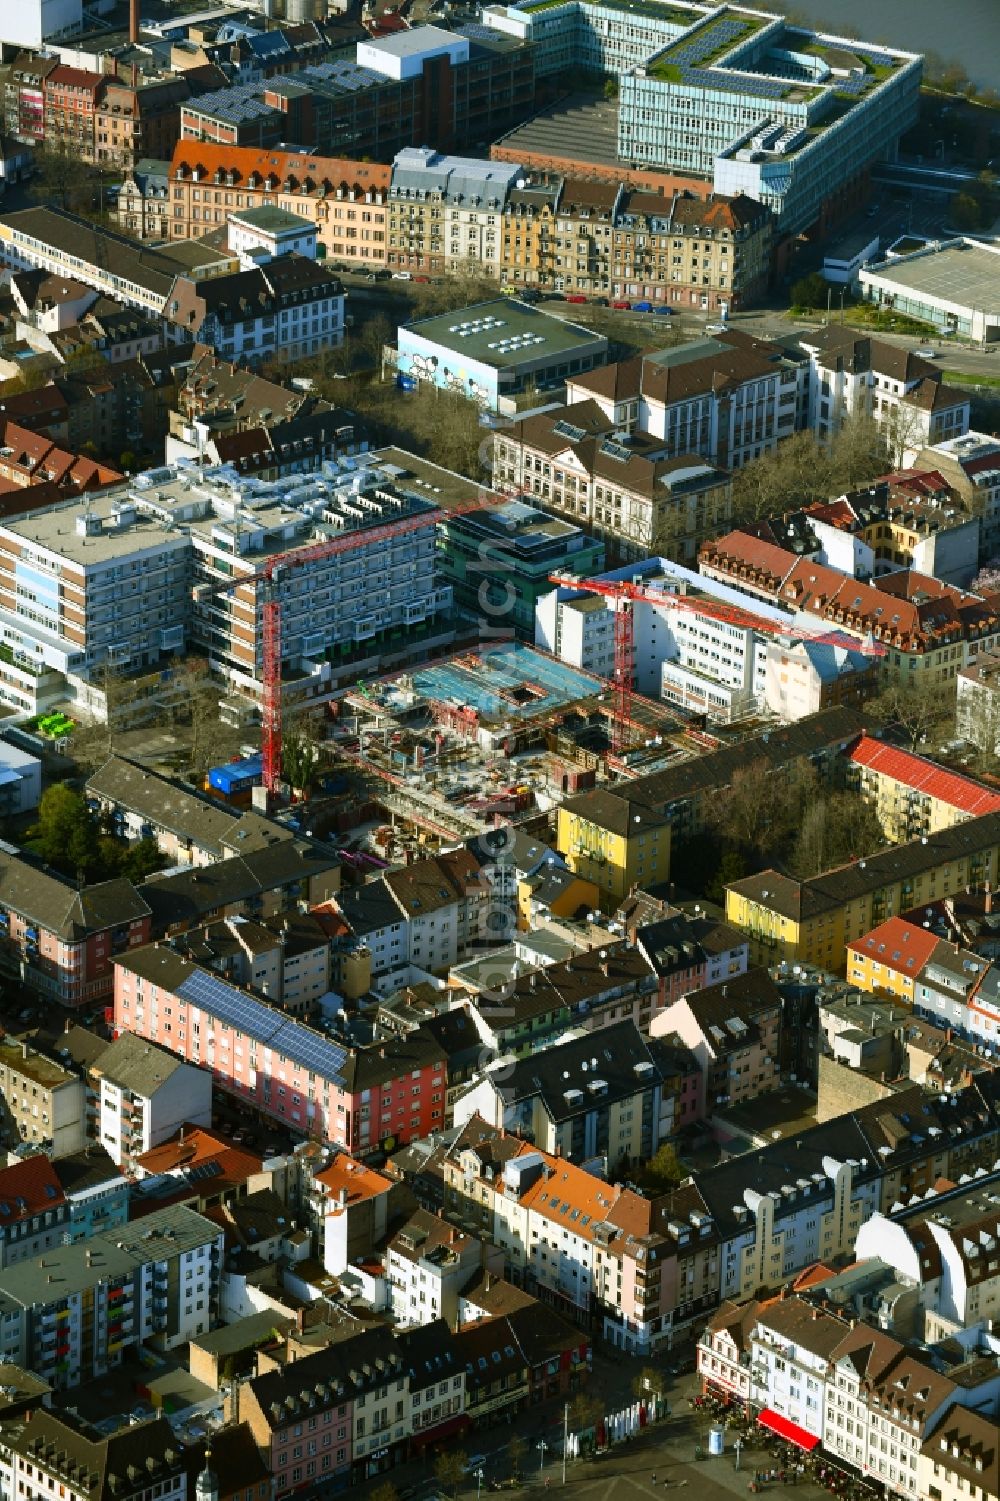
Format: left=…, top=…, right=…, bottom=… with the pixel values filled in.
left=847, top=733, right=1000, bottom=843
left=557, top=789, right=671, bottom=907
left=725, top=809, right=1000, bottom=971
left=844, top=915, right=940, bottom=1003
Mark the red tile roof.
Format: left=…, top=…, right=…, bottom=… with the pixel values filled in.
left=137, top=1124, right=260, bottom=1171
left=848, top=917, right=941, bottom=976
left=849, top=734, right=1000, bottom=817
left=701, top=533, right=1000, bottom=652
left=0, top=1155, right=65, bottom=1225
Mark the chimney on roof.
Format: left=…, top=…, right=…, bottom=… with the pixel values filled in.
left=129, top=0, right=140, bottom=45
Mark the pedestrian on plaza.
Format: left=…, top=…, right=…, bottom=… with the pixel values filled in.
left=652, top=1474, right=657, bottom=1483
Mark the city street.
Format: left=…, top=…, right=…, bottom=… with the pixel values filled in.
left=346, top=1354, right=845, bottom=1501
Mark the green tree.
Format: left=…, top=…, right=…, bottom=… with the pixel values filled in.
left=434, top=1450, right=467, bottom=1498
left=706, top=847, right=747, bottom=904
left=282, top=727, right=320, bottom=793
left=644, top=1141, right=684, bottom=1188
left=121, top=837, right=166, bottom=883
left=790, top=271, right=828, bottom=310
left=118, top=450, right=137, bottom=474
left=790, top=791, right=885, bottom=880
left=603, top=77, right=619, bottom=100
left=354, top=311, right=393, bottom=373
left=30, top=143, right=98, bottom=214
left=36, top=785, right=92, bottom=868
left=950, top=192, right=986, bottom=231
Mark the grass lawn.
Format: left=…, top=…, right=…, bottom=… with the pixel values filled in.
left=944, top=369, right=1000, bottom=388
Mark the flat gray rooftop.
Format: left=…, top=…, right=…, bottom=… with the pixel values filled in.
left=494, top=91, right=623, bottom=170
left=862, top=240, right=1000, bottom=315
left=230, top=205, right=315, bottom=233
left=403, top=299, right=605, bottom=368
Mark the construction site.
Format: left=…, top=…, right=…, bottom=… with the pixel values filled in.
left=306, top=637, right=731, bottom=873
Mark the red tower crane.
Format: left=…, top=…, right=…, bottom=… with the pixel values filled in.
left=194, top=500, right=488, bottom=797
left=548, top=572, right=886, bottom=753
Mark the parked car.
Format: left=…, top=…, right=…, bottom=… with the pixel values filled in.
left=566, top=294, right=587, bottom=303
left=705, top=322, right=728, bottom=334
left=414, top=274, right=430, bottom=283
left=392, top=270, right=413, bottom=280
left=520, top=287, right=542, bottom=303
left=654, top=304, right=674, bottom=315
left=915, top=347, right=938, bottom=358
left=612, top=299, right=631, bottom=310
left=591, top=295, right=609, bottom=305
left=366, top=269, right=391, bottom=281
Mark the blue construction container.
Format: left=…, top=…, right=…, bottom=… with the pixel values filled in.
left=207, top=756, right=264, bottom=797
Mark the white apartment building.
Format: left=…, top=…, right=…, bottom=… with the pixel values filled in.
left=168, top=254, right=345, bottom=363
left=8, top=1412, right=188, bottom=1501
left=0, top=1204, right=224, bottom=1387
left=565, top=332, right=805, bottom=471
left=750, top=1298, right=849, bottom=1443
left=89, top=1032, right=212, bottom=1171
left=0, top=491, right=189, bottom=709
left=388, top=148, right=522, bottom=277
left=227, top=206, right=320, bottom=268
left=336, top=849, right=488, bottom=984
left=536, top=557, right=789, bottom=722
left=856, top=1178, right=1000, bottom=1340
left=717, top=1153, right=880, bottom=1306
left=386, top=1210, right=483, bottom=1328
left=0, top=459, right=453, bottom=719
left=798, top=329, right=970, bottom=465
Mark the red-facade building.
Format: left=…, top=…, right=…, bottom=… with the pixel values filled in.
left=113, top=945, right=447, bottom=1151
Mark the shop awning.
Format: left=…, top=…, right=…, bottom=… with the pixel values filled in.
left=757, top=1409, right=820, bottom=1452
left=410, top=1413, right=471, bottom=1450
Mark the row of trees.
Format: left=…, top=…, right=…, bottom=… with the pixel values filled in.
left=730, top=413, right=896, bottom=528
left=28, top=784, right=165, bottom=885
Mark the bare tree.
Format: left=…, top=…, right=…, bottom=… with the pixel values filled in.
left=791, top=791, right=885, bottom=880
left=868, top=677, right=955, bottom=752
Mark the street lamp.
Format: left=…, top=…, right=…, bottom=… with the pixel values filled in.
left=475, top=1467, right=485, bottom=1501
left=538, top=1440, right=549, bottom=1478
left=734, top=1437, right=743, bottom=1473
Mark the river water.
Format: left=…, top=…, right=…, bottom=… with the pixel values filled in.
left=768, top=0, right=1000, bottom=91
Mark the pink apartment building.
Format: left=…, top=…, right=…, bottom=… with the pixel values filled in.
left=113, top=945, right=447, bottom=1152
left=0, top=849, right=151, bottom=1007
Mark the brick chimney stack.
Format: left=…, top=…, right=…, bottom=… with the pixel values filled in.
left=129, top=0, right=140, bottom=44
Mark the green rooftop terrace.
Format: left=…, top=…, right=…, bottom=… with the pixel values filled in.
left=651, top=10, right=766, bottom=69
left=519, top=0, right=699, bottom=17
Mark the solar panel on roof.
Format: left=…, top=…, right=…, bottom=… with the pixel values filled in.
left=178, top=970, right=349, bottom=1084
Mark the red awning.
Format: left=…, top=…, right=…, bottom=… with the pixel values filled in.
left=757, top=1409, right=820, bottom=1452
left=410, top=1413, right=471, bottom=1450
